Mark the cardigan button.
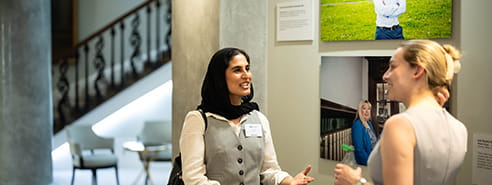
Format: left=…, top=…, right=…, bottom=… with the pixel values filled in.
left=237, top=158, right=243, bottom=163
left=237, top=145, right=243, bottom=151
left=239, top=170, right=244, bottom=175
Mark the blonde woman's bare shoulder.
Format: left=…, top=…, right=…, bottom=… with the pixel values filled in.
left=381, top=114, right=416, bottom=148
left=383, top=114, right=414, bottom=134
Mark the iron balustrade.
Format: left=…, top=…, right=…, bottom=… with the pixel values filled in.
left=53, top=0, right=172, bottom=133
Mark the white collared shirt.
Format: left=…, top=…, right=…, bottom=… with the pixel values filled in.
left=373, top=0, right=406, bottom=27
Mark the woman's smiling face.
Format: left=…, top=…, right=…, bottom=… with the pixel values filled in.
left=225, top=54, right=252, bottom=105
left=383, top=47, right=416, bottom=102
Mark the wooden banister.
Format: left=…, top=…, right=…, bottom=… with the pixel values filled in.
left=53, top=0, right=159, bottom=60
left=75, top=0, right=157, bottom=48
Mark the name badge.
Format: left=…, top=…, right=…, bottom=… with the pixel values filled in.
left=244, top=124, right=263, bottom=137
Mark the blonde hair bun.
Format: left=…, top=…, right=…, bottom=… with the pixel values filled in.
left=443, top=44, right=462, bottom=80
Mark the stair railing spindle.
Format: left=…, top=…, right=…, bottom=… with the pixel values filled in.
left=146, top=5, right=152, bottom=66
left=130, top=13, right=141, bottom=79
left=75, top=51, right=80, bottom=111
left=93, top=36, right=106, bottom=100
left=56, top=58, right=70, bottom=129
left=84, top=44, right=90, bottom=111
left=110, top=28, right=116, bottom=88
left=120, top=22, right=126, bottom=87
left=155, top=0, right=161, bottom=62
left=165, top=0, right=172, bottom=57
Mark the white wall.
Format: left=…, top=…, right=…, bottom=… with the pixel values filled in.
left=320, top=57, right=364, bottom=109
left=78, top=0, right=146, bottom=40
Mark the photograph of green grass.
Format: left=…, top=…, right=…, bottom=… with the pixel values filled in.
left=320, top=0, right=452, bottom=41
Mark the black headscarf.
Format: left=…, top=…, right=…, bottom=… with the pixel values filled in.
left=197, top=47, right=259, bottom=120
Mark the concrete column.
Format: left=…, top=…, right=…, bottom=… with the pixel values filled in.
left=0, top=0, right=53, bottom=184
left=172, top=0, right=220, bottom=157
left=220, top=0, right=268, bottom=111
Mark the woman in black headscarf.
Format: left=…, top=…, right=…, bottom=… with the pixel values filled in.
left=179, top=48, right=314, bottom=185
left=197, top=47, right=259, bottom=120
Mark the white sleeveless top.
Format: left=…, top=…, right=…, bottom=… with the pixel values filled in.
left=367, top=106, right=467, bottom=185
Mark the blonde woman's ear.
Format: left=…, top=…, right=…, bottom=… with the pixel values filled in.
left=413, top=65, right=426, bottom=79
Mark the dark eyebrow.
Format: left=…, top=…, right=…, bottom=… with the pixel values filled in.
left=230, top=64, right=249, bottom=69
left=229, top=65, right=244, bottom=71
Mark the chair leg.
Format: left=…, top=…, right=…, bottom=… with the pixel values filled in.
left=91, top=169, right=98, bottom=185
left=144, top=160, right=150, bottom=185
left=71, top=168, right=76, bottom=185
left=114, top=166, right=120, bottom=185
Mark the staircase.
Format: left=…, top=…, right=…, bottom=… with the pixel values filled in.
left=52, top=0, right=171, bottom=134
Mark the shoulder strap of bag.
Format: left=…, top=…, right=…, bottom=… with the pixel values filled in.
left=197, top=108, right=208, bottom=129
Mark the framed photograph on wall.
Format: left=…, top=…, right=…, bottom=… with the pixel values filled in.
left=319, top=56, right=403, bottom=162
left=320, top=0, right=453, bottom=41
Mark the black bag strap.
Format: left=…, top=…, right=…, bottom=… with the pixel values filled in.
left=197, top=108, right=208, bottom=129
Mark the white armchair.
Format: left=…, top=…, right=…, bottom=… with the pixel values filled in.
left=66, top=125, right=120, bottom=185
left=137, top=120, right=172, bottom=161
left=137, top=120, right=172, bottom=185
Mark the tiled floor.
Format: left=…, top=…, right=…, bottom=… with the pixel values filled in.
left=52, top=137, right=172, bottom=185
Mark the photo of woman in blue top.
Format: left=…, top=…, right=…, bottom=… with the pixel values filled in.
left=351, top=100, right=378, bottom=166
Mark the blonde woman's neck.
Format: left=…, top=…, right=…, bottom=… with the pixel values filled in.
left=405, top=91, right=441, bottom=110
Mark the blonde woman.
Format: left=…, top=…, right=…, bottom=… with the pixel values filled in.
left=334, top=40, right=467, bottom=185
left=351, top=100, right=378, bottom=166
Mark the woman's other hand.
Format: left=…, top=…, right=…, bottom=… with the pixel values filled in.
left=333, top=164, right=361, bottom=185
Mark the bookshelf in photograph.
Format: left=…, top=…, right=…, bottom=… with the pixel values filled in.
left=320, top=99, right=356, bottom=161
left=367, top=56, right=401, bottom=135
